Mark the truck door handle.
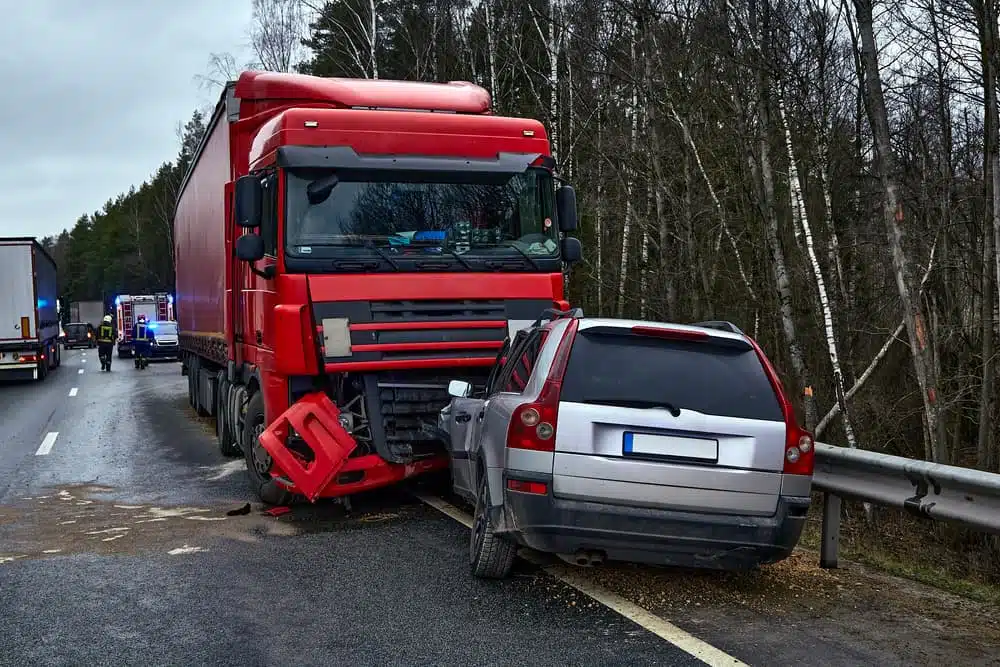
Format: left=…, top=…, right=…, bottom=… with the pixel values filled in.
left=455, top=412, right=472, bottom=423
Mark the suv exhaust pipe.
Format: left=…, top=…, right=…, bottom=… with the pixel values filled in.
left=563, top=549, right=606, bottom=567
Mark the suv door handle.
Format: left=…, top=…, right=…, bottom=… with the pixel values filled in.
left=476, top=410, right=485, bottom=421
left=455, top=412, right=472, bottom=423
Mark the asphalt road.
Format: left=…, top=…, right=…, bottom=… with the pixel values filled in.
left=0, top=349, right=997, bottom=667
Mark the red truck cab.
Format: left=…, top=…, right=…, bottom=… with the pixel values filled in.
left=174, top=71, right=581, bottom=504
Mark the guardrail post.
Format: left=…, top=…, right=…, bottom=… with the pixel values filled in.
left=820, top=492, right=841, bottom=569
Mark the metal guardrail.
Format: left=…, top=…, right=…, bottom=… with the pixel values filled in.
left=812, top=442, right=1000, bottom=568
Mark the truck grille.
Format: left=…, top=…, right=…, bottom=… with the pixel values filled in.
left=313, top=297, right=553, bottom=366
left=370, top=299, right=506, bottom=322
left=362, top=370, right=491, bottom=460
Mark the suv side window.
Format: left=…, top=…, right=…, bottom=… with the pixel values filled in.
left=499, top=328, right=547, bottom=393
left=485, top=337, right=514, bottom=396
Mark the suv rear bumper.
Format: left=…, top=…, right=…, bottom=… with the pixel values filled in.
left=500, top=486, right=810, bottom=570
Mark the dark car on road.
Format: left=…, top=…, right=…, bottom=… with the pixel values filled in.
left=62, top=322, right=95, bottom=349
left=439, top=310, right=814, bottom=579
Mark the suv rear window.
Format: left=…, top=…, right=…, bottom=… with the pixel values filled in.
left=559, top=330, right=784, bottom=422
left=66, top=324, right=88, bottom=336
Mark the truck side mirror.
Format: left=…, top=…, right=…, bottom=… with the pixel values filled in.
left=236, top=233, right=265, bottom=262
left=561, top=237, right=582, bottom=264
left=235, top=175, right=263, bottom=229
left=556, top=184, right=578, bottom=233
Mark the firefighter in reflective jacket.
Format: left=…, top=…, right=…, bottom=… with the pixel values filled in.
left=97, top=315, right=115, bottom=371
left=133, top=315, right=151, bottom=369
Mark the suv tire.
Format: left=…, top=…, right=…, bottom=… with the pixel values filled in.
left=470, top=469, right=516, bottom=579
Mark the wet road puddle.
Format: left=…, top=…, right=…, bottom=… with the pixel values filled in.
left=0, top=483, right=422, bottom=563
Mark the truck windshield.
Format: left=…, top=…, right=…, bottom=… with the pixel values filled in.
left=284, top=167, right=558, bottom=259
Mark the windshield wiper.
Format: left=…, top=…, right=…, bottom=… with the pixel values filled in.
left=364, top=242, right=401, bottom=271
left=404, top=242, right=475, bottom=271
left=582, top=398, right=682, bottom=417
left=477, top=243, right=542, bottom=271
left=326, top=238, right=401, bottom=271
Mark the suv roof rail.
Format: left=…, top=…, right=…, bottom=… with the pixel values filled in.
left=691, top=320, right=744, bottom=336
left=531, top=307, right=584, bottom=328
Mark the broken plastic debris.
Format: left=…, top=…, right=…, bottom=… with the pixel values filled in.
left=264, top=506, right=292, bottom=517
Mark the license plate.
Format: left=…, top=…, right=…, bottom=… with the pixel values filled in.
left=623, top=432, right=719, bottom=462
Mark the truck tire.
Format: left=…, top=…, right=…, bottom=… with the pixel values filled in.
left=216, top=377, right=241, bottom=457
left=36, top=345, right=49, bottom=382
left=242, top=391, right=294, bottom=506
left=188, top=357, right=200, bottom=411
left=53, top=344, right=61, bottom=368
left=470, top=467, right=516, bottom=579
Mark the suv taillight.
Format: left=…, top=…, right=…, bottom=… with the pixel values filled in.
left=506, top=320, right=579, bottom=452
left=783, top=425, right=815, bottom=475
left=746, top=335, right=815, bottom=476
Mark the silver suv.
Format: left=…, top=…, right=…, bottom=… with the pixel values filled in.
left=440, top=311, right=814, bottom=579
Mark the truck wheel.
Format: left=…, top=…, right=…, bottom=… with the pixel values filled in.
left=242, top=391, right=294, bottom=506
left=53, top=344, right=61, bottom=368
left=37, top=346, right=50, bottom=382
left=217, top=378, right=241, bottom=457
left=470, top=467, right=516, bottom=579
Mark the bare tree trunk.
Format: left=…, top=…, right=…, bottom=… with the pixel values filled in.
left=616, top=28, right=639, bottom=318
left=369, top=0, right=378, bottom=78
left=596, top=97, right=604, bottom=316
left=853, top=0, right=942, bottom=461
left=751, top=1, right=816, bottom=429
left=817, top=239, right=938, bottom=437
left=665, top=98, right=755, bottom=302
left=976, top=0, right=1000, bottom=470
left=779, top=96, right=857, bottom=446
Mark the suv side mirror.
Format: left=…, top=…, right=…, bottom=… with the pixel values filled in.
left=556, top=184, right=578, bottom=232
left=235, top=175, right=263, bottom=229
left=561, top=237, right=582, bottom=264
left=448, top=380, right=472, bottom=398
left=235, top=233, right=265, bottom=262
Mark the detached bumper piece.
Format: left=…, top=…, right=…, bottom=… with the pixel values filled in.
left=258, top=392, right=358, bottom=502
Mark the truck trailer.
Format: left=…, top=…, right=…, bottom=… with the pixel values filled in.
left=174, top=71, right=582, bottom=505
left=115, top=293, right=174, bottom=358
left=0, top=238, right=61, bottom=381
left=70, top=300, right=106, bottom=329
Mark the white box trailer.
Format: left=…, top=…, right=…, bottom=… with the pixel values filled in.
left=0, top=238, right=61, bottom=381
left=69, top=300, right=106, bottom=329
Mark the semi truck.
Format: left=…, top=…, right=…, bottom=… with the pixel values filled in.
left=115, top=293, right=174, bottom=358
left=69, top=300, right=106, bottom=329
left=0, top=238, right=61, bottom=381
left=174, top=70, right=582, bottom=505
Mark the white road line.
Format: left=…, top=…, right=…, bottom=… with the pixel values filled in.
left=415, top=493, right=747, bottom=667
left=81, top=358, right=86, bottom=363
left=78, top=369, right=84, bottom=375
left=35, top=432, right=59, bottom=456
left=68, top=388, right=78, bottom=397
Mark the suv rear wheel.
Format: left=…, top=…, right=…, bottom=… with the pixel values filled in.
left=470, top=469, right=516, bottom=579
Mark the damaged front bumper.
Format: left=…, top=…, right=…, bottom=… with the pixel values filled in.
left=258, top=391, right=448, bottom=502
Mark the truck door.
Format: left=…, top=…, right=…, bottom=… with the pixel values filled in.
left=237, top=172, right=278, bottom=352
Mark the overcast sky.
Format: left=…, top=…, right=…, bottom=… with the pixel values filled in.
left=0, top=1, right=254, bottom=239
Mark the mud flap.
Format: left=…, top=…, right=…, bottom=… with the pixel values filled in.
left=257, top=392, right=357, bottom=502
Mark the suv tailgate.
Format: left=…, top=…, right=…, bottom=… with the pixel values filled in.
left=552, top=325, right=787, bottom=516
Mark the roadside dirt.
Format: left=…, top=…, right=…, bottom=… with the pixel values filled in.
left=583, top=549, right=1000, bottom=666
